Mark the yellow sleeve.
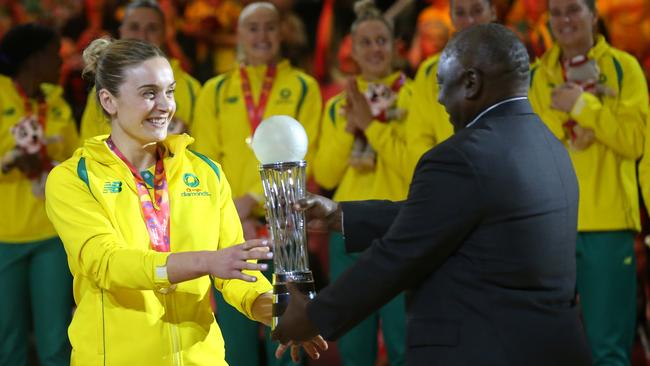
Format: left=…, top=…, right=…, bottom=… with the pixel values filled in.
left=175, top=71, right=202, bottom=130
left=639, top=114, right=650, bottom=211
left=45, top=161, right=173, bottom=291
left=313, top=95, right=354, bottom=190
left=212, top=170, right=272, bottom=320
left=80, top=89, right=111, bottom=142
left=191, top=77, right=225, bottom=162
left=569, top=55, right=648, bottom=160
left=295, top=74, right=323, bottom=176
left=528, top=65, right=566, bottom=140
left=404, top=60, right=453, bottom=178
left=364, top=82, right=412, bottom=180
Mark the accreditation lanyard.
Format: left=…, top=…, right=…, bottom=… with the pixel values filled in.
left=106, top=137, right=171, bottom=252
left=14, top=82, right=50, bottom=162
left=239, top=63, right=277, bottom=133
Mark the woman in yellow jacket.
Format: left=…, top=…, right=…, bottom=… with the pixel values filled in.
left=191, top=3, right=322, bottom=365
left=404, top=0, right=496, bottom=177
left=79, top=0, right=201, bottom=141
left=0, top=24, right=78, bottom=366
left=45, top=38, right=325, bottom=366
left=313, top=1, right=411, bottom=364
left=529, top=0, right=648, bottom=364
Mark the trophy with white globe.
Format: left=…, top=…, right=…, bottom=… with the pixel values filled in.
left=251, top=115, right=316, bottom=329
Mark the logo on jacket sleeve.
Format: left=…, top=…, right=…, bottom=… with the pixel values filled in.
left=103, top=181, right=122, bottom=193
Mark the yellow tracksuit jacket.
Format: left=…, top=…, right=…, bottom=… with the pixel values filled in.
left=403, top=54, right=454, bottom=178
left=44, top=134, right=272, bottom=366
left=79, top=58, right=201, bottom=141
left=0, top=75, right=79, bottom=242
left=314, top=72, right=412, bottom=202
left=191, top=59, right=322, bottom=202
left=529, top=36, right=648, bottom=231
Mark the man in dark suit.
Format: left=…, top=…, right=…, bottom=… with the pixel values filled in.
left=272, top=24, right=592, bottom=365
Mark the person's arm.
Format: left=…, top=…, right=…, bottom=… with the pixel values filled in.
left=404, top=59, right=453, bottom=178
left=212, top=172, right=274, bottom=321
left=296, top=74, right=323, bottom=178
left=191, top=76, right=225, bottom=162
left=45, top=160, right=271, bottom=292
left=340, top=200, right=403, bottom=253
left=306, top=143, right=483, bottom=340
left=637, top=114, right=650, bottom=214
left=174, top=71, right=202, bottom=131
left=312, top=95, right=354, bottom=190
left=528, top=64, right=567, bottom=141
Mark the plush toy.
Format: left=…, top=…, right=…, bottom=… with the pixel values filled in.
left=349, top=83, right=406, bottom=171
left=561, top=55, right=615, bottom=151
left=564, top=55, right=616, bottom=97
left=1, top=116, right=58, bottom=198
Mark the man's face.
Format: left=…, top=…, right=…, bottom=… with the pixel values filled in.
left=119, top=8, right=165, bottom=48
left=437, top=53, right=467, bottom=131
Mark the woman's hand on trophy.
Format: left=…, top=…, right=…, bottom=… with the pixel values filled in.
left=206, top=239, right=273, bottom=282
left=294, top=193, right=342, bottom=232
left=166, top=239, right=272, bottom=284
left=252, top=292, right=274, bottom=326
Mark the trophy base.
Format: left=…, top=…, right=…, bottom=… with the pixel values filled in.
left=272, top=271, right=316, bottom=329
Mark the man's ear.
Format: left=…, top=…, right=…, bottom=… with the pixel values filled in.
left=98, top=89, right=117, bottom=116
left=463, top=68, right=482, bottom=100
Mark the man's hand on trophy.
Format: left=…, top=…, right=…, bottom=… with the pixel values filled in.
left=272, top=283, right=327, bottom=362
left=274, top=337, right=328, bottom=363
left=207, top=239, right=273, bottom=282
left=294, top=193, right=342, bottom=232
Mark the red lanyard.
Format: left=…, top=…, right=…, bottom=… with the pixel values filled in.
left=106, top=137, right=171, bottom=252
left=391, top=72, right=406, bottom=93
left=239, top=63, right=277, bottom=133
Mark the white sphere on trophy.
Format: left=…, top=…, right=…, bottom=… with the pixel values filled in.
left=251, top=115, right=308, bottom=164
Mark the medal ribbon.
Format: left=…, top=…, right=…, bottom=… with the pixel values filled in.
left=14, top=82, right=52, bottom=175
left=106, top=137, right=171, bottom=252
left=239, top=63, right=277, bottom=133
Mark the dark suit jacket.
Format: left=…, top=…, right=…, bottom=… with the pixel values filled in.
left=307, top=100, right=592, bottom=365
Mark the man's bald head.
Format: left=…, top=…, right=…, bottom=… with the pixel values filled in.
left=442, top=23, right=529, bottom=90
left=436, top=24, right=530, bottom=130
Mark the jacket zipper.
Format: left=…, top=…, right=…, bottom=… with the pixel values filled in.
left=165, top=294, right=182, bottom=366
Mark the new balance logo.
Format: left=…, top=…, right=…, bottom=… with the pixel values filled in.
left=103, top=181, right=122, bottom=193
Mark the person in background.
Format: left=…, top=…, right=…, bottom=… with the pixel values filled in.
left=529, top=0, right=648, bottom=364
left=45, top=37, right=326, bottom=366
left=191, top=2, right=322, bottom=365
left=403, top=0, right=496, bottom=178
left=312, top=1, right=412, bottom=364
left=79, top=0, right=201, bottom=141
left=0, top=23, right=79, bottom=366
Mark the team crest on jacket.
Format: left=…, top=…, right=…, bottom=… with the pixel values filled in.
left=181, top=172, right=210, bottom=197
left=183, top=173, right=200, bottom=187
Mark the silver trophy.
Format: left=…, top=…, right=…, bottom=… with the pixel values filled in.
left=252, top=115, right=316, bottom=329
